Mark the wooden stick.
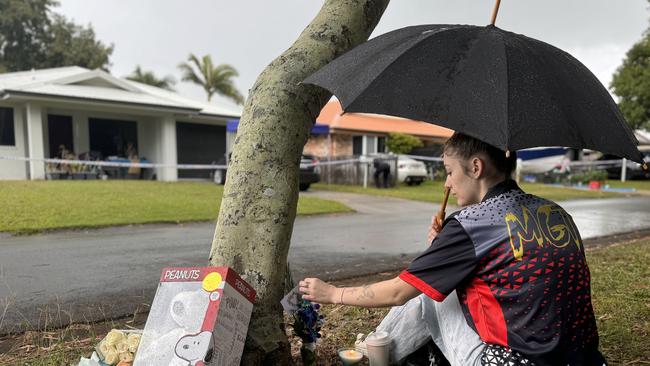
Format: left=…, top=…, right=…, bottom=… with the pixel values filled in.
left=490, top=0, right=502, bottom=25
left=436, top=187, right=451, bottom=223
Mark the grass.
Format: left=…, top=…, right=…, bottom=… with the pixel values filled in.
left=2, top=239, right=648, bottom=365
left=588, top=238, right=650, bottom=364
left=0, top=181, right=351, bottom=235
left=605, top=179, right=650, bottom=192
left=313, top=180, right=622, bottom=205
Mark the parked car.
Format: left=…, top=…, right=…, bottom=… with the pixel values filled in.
left=213, top=154, right=320, bottom=191
left=597, top=150, right=650, bottom=180
left=397, top=155, right=428, bottom=185
left=299, top=155, right=320, bottom=191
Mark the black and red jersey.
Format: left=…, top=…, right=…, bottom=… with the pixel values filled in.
left=399, top=180, right=606, bottom=366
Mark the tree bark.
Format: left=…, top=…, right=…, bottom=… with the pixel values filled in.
left=209, top=0, right=390, bottom=363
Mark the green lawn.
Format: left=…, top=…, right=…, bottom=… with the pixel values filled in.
left=0, top=181, right=351, bottom=234
left=589, top=239, right=650, bottom=363
left=313, top=180, right=622, bottom=205
left=605, top=179, right=650, bottom=192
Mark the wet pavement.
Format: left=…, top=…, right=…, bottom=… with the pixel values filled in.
left=1, top=191, right=649, bottom=333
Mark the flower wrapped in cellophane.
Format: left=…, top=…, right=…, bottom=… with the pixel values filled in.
left=94, top=329, right=142, bottom=366
left=290, top=300, right=325, bottom=366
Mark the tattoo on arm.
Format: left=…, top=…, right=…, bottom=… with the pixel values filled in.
left=356, top=284, right=375, bottom=301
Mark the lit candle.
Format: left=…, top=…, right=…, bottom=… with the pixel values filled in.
left=338, top=348, right=363, bottom=365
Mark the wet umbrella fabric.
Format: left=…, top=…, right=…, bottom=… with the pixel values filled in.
left=304, top=24, right=644, bottom=163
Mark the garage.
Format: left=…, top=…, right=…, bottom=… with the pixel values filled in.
left=176, top=122, right=226, bottom=179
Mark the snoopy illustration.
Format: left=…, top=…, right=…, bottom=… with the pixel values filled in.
left=174, top=331, right=214, bottom=366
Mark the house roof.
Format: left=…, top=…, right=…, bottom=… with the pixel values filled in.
left=0, top=66, right=241, bottom=118
left=316, top=100, right=453, bottom=139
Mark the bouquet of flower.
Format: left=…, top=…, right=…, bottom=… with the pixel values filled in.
left=290, top=300, right=325, bottom=366
left=95, top=329, right=142, bottom=366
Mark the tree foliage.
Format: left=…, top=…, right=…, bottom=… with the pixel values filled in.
left=611, top=7, right=650, bottom=130
left=386, top=132, right=424, bottom=154
left=0, top=0, right=113, bottom=72
left=126, top=65, right=176, bottom=91
left=178, top=54, right=244, bottom=105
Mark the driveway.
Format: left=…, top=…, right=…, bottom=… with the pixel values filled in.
left=1, top=191, right=649, bottom=333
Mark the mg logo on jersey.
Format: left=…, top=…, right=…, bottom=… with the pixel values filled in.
left=505, top=204, right=582, bottom=260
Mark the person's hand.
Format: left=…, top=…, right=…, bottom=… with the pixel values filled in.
left=299, top=278, right=338, bottom=304
left=427, top=215, right=442, bottom=244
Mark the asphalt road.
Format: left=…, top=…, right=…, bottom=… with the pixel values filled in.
left=1, top=191, right=649, bottom=333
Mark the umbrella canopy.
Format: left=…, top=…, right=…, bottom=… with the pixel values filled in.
left=304, top=24, right=645, bottom=164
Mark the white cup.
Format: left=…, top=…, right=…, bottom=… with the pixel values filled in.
left=365, top=331, right=391, bottom=366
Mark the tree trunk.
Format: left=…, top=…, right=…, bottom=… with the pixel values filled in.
left=209, top=0, right=389, bottom=363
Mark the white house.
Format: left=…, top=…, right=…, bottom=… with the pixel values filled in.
left=0, top=66, right=241, bottom=181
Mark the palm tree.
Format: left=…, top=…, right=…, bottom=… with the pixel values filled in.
left=178, top=54, right=244, bottom=105
left=127, top=66, right=176, bottom=91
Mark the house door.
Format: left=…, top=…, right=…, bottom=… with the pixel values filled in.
left=48, top=115, right=73, bottom=158
left=176, top=122, right=226, bottom=179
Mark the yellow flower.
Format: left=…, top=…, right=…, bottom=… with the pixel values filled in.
left=98, top=341, right=116, bottom=357
left=116, top=340, right=129, bottom=353
left=105, top=330, right=126, bottom=346
left=119, top=351, right=134, bottom=362
left=103, top=348, right=119, bottom=365
left=126, top=333, right=141, bottom=353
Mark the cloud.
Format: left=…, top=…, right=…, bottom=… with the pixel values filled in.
left=568, top=43, right=630, bottom=93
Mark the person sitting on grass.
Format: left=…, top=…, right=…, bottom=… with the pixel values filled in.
left=299, top=133, right=607, bottom=366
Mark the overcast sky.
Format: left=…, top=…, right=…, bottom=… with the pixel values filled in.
left=57, top=0, right=649, bottom=109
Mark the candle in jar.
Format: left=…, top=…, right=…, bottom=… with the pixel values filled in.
left=338, top=349, right=363, bottom=365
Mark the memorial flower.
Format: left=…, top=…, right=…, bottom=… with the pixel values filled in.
left=104, top=329, right=126, bottom=346
left=94, top=329, right=142, bottom=366
left=290, top=300, right=325, bottom=366
left=127, top=333, right=141, bottom=353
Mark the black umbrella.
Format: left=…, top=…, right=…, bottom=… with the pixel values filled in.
left=304, top=23, right=647, bottom=165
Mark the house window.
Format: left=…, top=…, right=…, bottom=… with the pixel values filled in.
left=377, top=136, right=386, bottom=153
left=0, top=107, right=15, bottom=146
left=352, top=136, right=363, bottom=155
left=365, top=136, right=377, bottom=154
left=89, top=118, right=137, bottom=158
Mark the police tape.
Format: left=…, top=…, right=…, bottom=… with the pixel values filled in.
left=0, top=155, right=365, bottom=170
left=0, top=155, right=627, bottom=170
left=0, top=155, right=227, bottom=170
left=402, top=154, right=444, bottom=162
left=309, top=158, right=362, bottom=166
left=565, top=159, right=623, bottom=167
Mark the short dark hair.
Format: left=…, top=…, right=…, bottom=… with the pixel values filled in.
left=443, top=133, right=517, bottom=177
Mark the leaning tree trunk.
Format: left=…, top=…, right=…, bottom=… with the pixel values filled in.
left=209, top=0, right=389, bottom=364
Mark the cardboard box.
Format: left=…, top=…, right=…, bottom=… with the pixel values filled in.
left=133, top=267, right=256, bottom=366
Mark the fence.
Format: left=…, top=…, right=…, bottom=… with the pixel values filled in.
left=317, top=155, right=397, bottom=186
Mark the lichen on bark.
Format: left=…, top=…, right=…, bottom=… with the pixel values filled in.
left=209, top=0, right=390, bottom=363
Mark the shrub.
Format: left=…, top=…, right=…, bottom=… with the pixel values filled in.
left=386, top=133, right=423, bottom=154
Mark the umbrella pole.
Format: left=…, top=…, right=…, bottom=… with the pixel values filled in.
left=490, top=0, right=502, bottom=25
left=436, top=187, right=451, bottom=223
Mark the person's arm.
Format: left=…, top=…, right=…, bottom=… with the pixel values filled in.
left=428, top=215, right=442, bottom=244
left=298, top=276, right=420, bottom=308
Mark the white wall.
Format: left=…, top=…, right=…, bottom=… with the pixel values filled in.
left=158, top=115, right=177, bottom=181
left=138, top=117, right=161, bottom=166
left=0, top=103, right=28, bottom=180
left=25, top=103, right=46, bottom=179
left=73, top=111, right=89, bottom=155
